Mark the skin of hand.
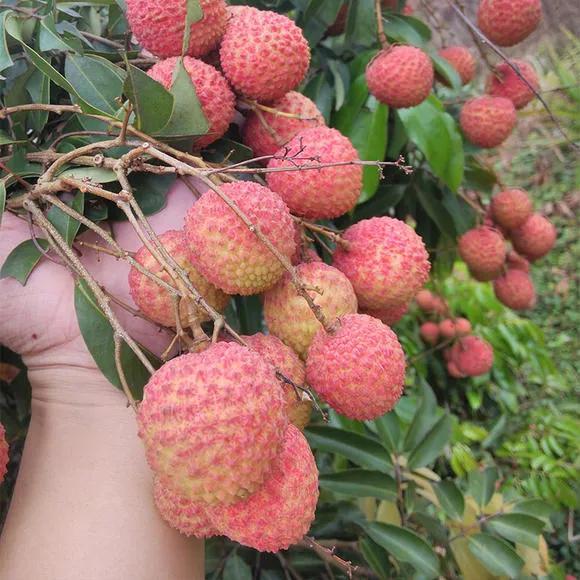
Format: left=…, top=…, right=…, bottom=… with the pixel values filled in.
left=0, top=179, right=205, bottom=580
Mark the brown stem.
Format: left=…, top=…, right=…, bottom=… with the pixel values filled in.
left=299, top=537, right=360, bottom=579
left=375, top=0, right=389, bottom=49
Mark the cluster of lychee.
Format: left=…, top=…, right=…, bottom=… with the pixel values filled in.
left=416, top=290, right=494, bottom=379
left=458, top=188, right=556, bottom=311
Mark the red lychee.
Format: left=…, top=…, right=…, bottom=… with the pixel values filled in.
left=0, top=423, right=8, bottom=483
left=439, top=319, right=457, bottom=339
left=447, top=361, right=467, bottom=379
left=416, top=290, right=435, bottom=311
left=137, top=342, right=288, bottom=504
left=126, top=0, right=227, bottom=58
left=184, top=182, right=296, bottom=295
left=490, top=188, right=533, bottom=230
left=306, top=314, right=406, bottom=420
left=333, top=217, right=430, bottom=310
left=510, top=213, right=557, bottom=262
left=493, top=269, right=536, bottom=310
left=486, top=60, right=539, bottom=109
left=420, top=322, right=440, bottom=345
left=242, top=92, right=325, bottom=160
left=147, top=56, right=235, bottom=149
left=210, top=425, right=319, bottom=552
left=362, top=303, right=409, bottom=326
left=450, top=336, right=494, bottom=377
left=455, top=318, right=472, bottom=336
left=366, top=45, right=434, bottom=109
left=266, top=126, right=362, bottom=220
left=477, top=0, right=542, bottom=47
left=219, top=7, right=310, bottom=102
left=460, top=96, right=517, bottom=148
left=263, top=262, right=358, bottom=358
left=438, top=46, right=477, bottom=85
left=458, top=226, right=506, bottom=280
left=506, top=250, right=531, bottom=272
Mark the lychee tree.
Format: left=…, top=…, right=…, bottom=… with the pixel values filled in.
left=0, top=0, right=575, bottom=578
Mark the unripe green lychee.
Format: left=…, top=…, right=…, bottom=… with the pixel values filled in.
left=460, top=96, right=517, bottom=148
left=450, top=336, right=494, bottom=377
left=458, top=226, right=506, bottom=281
left=366, top=45, right=434, bottom=109
left=493, top=269, right=536, bottom=310
left=263, top=262, right=358, bottom=358
left=266, top=127, right=363, bottom=220
left=184, top=182, right=296, bottom=295
left=490, top=188, right=533, bottom=230
left=126, top=0, right=227, bottom=58
left=128, top=230, right=229, bottom=327
left=510, top=213, right=556, bottom=262
left=420, top=322, right=440, bottom=345
left=0, top=423, right=8, bottom=483
left=219, top=7, right=310, bottom=102
left=333, top=217, right=430, bottom=310
left=210, top=425, right=319, bottom=552
left=438, top=46, right=477, bottom=85
left=306, top=314, right=406, bottom=420
left=137, top=342, right=288, bottom=504
left=477, top=0, right=542, bottom=47
left=486, top=60, right=539, bottom=109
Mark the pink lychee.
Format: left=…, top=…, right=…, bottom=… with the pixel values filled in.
left=486, top=60, right=540, bottom=109
left=477, top=0, right=542, bottom=47
left=439, top=319, right=457, bottom=339
left=506, top=250, right=531, bottom=272
left=493, top=269, right=536, bottom=310
left=458, top=226, right=506, bottom=281
left=460, top=96, right=517, bottom=148
left=510, top=213, right=557, bottom=262
left=490, top=188, right=533, bottom=230
left=438, top=46, right=477, bottom=85
left=455, top=318, right=472, bottom=336
left=361, top=303, right=409, bottom=326
left=450, top=336, right=494, bottom=377
left=420, top=322, right=440, bottom=345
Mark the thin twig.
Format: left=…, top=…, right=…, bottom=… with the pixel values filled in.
left=375, top=0, right=389, bottom=49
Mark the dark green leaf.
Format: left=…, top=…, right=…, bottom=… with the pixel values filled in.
left=26, top=68, right=51, bottom=132
left=373, top=412, right=400, bottom=453
left=0, top=10, right=14, bottom=72
left=0, top=239, right=48, bottom=285
left=407, top=412, right=451, bottom=469
left=359, top=537, right=392, bottom=580
left=235, top=295, right=263, bottom=335
left=511, top=499, right=553, bottom=523
left=109, top=173, right=173, bottom=220
left=223, top=552, right=252, bottom=580
left=39, top=14, right=75, bottom=52
left=383, top=14, right=430, bottom=47
left=486, top=513, right=545, bottom=549
left=46, top=192, right=84, bottom=246
left=303, top=71, right=334, bottom=122
left=298, top=0, right=343, bottom=48
left=182, top=0, right=203, bottom=55
left=305, top=425, right=391, bottom=471
left=468, top=533, right=524, bottom=578
left=345, top=0, right=376, bottom=49
left=333, top=75, right=370, bottom=136
left=434, top=480, right=465, bottom=520
left=403, top=382, right=438, bottom=452
left=416, top=184, right=456, bottom=236
left=319, top=469, right=397, bottom=500
left=468, top=467, right=498, bottom=507
left=430, top=52, right=462, bottom=90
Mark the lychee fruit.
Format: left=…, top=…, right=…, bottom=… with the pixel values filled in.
left=153, top=478, right=217, bottom=538
left=128, top=230, right=229, bottom=328
left=506, top=250, right=531, bottom=272
left=439, top=319, right=457, bottom=339
left=366, top=45, right=434, bottom=109
left=219, top=7, right=310, bottom=102
left=415, top=290, right=447, bottom=314
left=137, top=342, right=288, bottom=504
left=450, top=336, right=494, bottom=377
left=420, top=322, right=440, bottom=345
left=460, top=96, right=517, bottom=148
left=333, top=217, right=431, bottom=310
left=126, top=0, right=227, bottom=59
left=458, top=226, right=506, bottom=280
left=447, top=361, right=467, bottom=379
left=147, top=56, right=235, bottom=149
left=477, top=0, right=542, bottom=47
left=306, top=314, right=406, bottom=420
left=486, top=60, right=539, bottom=109
left=243, top=92, right=325, bottom=160
left=490, top=188, right=533, bottom=230
left=493, top=269, right=536, bottom=310
left=210, top=425, right=319, bottom=552
left=455, top=318, right=472, bottom=336
left=361, top=303, right=409, bottom=326
left=510, top=213, right=557, bottom=262
left=184, top=181, right=296, bottom=295
left=263, top=262, right=358, bottom=358
left=0, top=423, right=8, bottom=483
left=266, top=126, right=362, bottom=220
left=242, top=333, right=311, bottom=430
left=438, top=46, right=477, bottom=85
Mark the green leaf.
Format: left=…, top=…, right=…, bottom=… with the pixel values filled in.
left=223, top=552, right=252, bottom=580
left=407, top=412, right=451, bottom=469
left=57, top=166, right=118, bottom=183
left=430, top=52, right=462, bottom=90
left=403, top=382, right=438, bottom=452
left=46, top=192, right=84, bottom=246
left=359, top=537, right=392, bottom=580
left=26, top=68, right=51, bottom=132
left=468, top=533, right=524, bottom=578
left=485, top=513, right=545, bottom=549
left=0, top=10, right=14, bottom=73
left=319, top=469, right=397, bottom=500
left=109, top=173, right=173, bottom=220
left=468, top=467, right=498, bottom=508
left=511, top=499, right=553, bottom=523
left=373, top=412, right=400, bottom=453
left=0, top=239, right=49, bottom=285
left=74, top=280, right=159, bottom=399
left=382, top=14, right=430, bottom=47
left=333, top=75, right=370, bottom=136
left=182, top=0, right=203, bottom=55
left=364, top=523, right=440, bottom=578
left=305, top=426, right=391, bottom=471
left=0, top=181, right=5, bottom=227
left=39, top=14, right=75, bottom=52
left=434, top=480, right=465, bottom=520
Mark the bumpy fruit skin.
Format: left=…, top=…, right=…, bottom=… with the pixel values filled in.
left=458, top=226, right=506, bottom=280
left=366, top=46, right=434, bottom=108
left=0, top=423, right=8, bottom=483
left=263, top=262, right=358, bottom=358
left=333, top=217, right=430, bottom=310
left=126, top=0, right=227, bottom=58
left=137, top=343, right=288, bottom=504
left=506, top=250, right=531, bottom=272
left=219, top=7, right=310, bottom=102
left=361, top=303, right=409, bottom=326
left=490, top=188, right=533, bottom=230
left=266, top=127, right=362, bottom=219
left=420, top=322, right=440, bottom=345
left=450, top=336, right=494, bottom=377
left=184, top=182, right=296, bottom=295
left=486, top=60, right=539, bottom=109
left=510, top=213, right=556, bottom=262
left=243, top=92, right=325, bottom=159
left=455, top=318, right=472, bottom=336
left=438, top=46, right=476, bottom=85
left=306, top=314, right=406, bottom=420
left=154, top=479, right=217, bottom=538
left=242, top=333, right=311, bottom=430
left=493, top=269, right=536, bottom=310
left=477, top=0, right=542, bottom=47
left=128, top=230, right=229, bottom=327
left=460, top=96, right=517, bottom=148
left=439, top=319, right=456, bottom=339
left=148, top=57, right=235, bottom=149
left=211, top=425, right=319, bottom=552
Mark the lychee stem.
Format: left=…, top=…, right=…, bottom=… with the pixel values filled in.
left=375, top=0, right=389, bottom=50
